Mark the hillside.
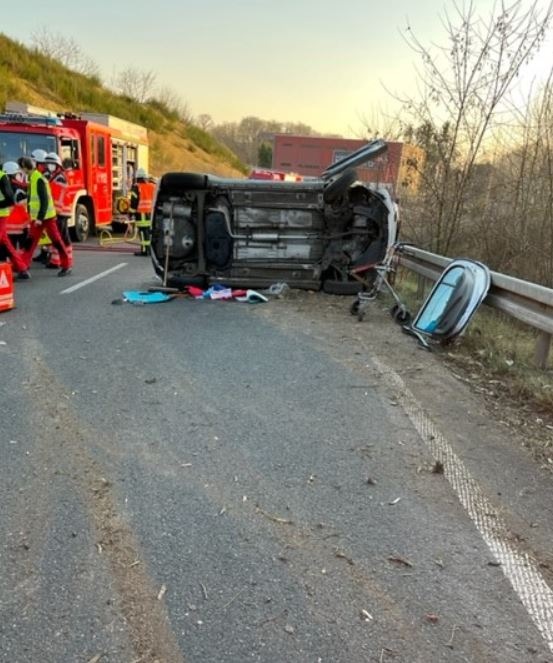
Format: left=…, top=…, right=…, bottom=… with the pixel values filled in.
left=0, top=33, right=247, bottom=177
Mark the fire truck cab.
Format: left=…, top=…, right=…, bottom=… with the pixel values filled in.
left=0, top=102, right=149, bottom=241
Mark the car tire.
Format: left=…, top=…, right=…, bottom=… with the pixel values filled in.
left=70, top=204, right=90, bottom=242
left=390, top=303, right=412, bottom=325
left=323, top=279, right=363, bottom=295
left=323, top=169, right=357, bottom=204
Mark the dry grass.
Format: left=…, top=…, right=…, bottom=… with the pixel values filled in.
left=390, top=268, right=553, bottom=468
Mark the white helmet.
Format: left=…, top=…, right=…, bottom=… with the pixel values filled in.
left=2, top=161, right=21, bottom=175
left=45, top=152, right=62, bottom=167
left=135, top=167, right=148, bottom=180
left=31, top=148, right=48, bottom=164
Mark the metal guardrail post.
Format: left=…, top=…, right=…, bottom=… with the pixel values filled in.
left=535, top=332, right=552, bottom=370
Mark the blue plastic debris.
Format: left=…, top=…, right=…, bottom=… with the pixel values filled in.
left=122, top=290, right=173, bottom=305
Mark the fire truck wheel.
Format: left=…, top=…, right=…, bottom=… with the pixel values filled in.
left=322, top=168, right=358, bottom=205
left=71, top=203, right=90, bottom=242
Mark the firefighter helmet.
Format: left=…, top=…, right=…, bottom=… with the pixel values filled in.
left=2, top=161, right=21, bottom=175
left=45, top=152, right=62, bottom=167
left=135, top=167, right=148, bottom=180
left=31, top=148, right=48, bottom=164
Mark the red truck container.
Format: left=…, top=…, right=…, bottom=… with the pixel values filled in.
left=0, top=102, right=149, bottom=240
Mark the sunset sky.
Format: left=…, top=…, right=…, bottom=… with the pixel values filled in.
left=4, top=0, right=553, bottom=136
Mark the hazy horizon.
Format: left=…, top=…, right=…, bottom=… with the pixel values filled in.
left=3, top=0, right=553, bottom=137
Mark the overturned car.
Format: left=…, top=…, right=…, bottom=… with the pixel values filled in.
left=150, top=140, right=398, bottom=293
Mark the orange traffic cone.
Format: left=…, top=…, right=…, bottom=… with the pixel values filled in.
left=0, top=262, right=15, bottom=312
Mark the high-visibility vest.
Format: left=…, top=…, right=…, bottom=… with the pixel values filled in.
left=0, top=171, right=11, bottom=219
left=137, top=181, right=155, bottom=214
left=5, top=203, right=29, bottom=234
left=50, top=180, right=67, bottom=213
left=0, top=262, right=15, bottom=313
left=28, top=170, right=56, bottom=221
left=6, top=180, right=29, bottom=234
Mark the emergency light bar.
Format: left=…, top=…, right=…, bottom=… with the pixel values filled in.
left=0, top=113, right=62, bottom=126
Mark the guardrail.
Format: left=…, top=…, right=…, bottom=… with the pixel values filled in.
left=397, top=245, right=553, bottom=369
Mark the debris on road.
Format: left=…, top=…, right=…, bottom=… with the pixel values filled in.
left=255, top=506, right=294, bottom=525
left=222, top=587, right=247, bottom=610
left=157, top=584, right=167, bottom=601
left=335, top=550, right=355, bottom=566
left=388, top=497, right=401, bottom=505
left=388, top=555, right=413, bottom=568
left=87, top=655, right=104, bottom=663
left=424, top=613, right=440, bottom=623
left=446, top=625, right=458, bottom=649
left=360, top=609, right=373, bottom=622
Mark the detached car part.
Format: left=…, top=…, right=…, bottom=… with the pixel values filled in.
left=408, top=259, right=491, bottom=344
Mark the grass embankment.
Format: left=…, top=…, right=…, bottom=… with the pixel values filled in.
left=0, top=33, right=247, bottom=177
left=390, top=269, right=553, bottom=467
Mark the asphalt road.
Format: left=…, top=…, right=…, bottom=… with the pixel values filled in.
left=0, top=248, right=552, bottom=663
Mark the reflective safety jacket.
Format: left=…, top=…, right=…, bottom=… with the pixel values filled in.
left=137, top=181, right=155, bottom=214
left=5, top=179, right=29, bottom=234
left=28, top=170, right=56, bottom=222
left=130, top=181, right=156, bottom=214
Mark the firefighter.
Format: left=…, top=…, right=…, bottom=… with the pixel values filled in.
left=29, top=149, right=51, bottom=266
left=129, top=167, right=155, bottom=256
left=43, top=152, right=72, bottom=269
left=3, top=161, right=29, bottom=251
left=0, top=163, right=30, bottom=279
left=18, top=156, right=73, bottom=277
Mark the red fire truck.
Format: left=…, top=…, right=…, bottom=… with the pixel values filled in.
left=0, top=102, right=149, bottom=241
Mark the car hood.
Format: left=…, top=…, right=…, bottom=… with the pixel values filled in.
left=321, top=139, right=388, bottom=180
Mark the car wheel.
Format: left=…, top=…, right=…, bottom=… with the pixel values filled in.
left=323, top=279, right=363, bottom=295
left=390, top=303, right=412, bottom=325
left=70, top=204, right=90, bottom=242
left=323, top=169, right=357, bottom=204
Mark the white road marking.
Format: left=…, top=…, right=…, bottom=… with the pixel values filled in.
left=60, top=263, right=128, bottom=294
left=372, top=356, right=553, bottom=653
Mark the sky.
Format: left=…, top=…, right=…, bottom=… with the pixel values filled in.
left=3, top=0, right=553, bottom=137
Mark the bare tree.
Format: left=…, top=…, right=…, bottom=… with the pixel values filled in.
left=473, top=73, right=553, bottom=284
left=212, top=116, right=319, bottom=165
left=397, top=0, right=553, bottom=254
left=112, top=67, right=158, bottom=104
left=30, top=27, right=99, bottom=77
left=196, top=114, right=214, bottom=131
left=155, top=85, right=191, bottom=122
